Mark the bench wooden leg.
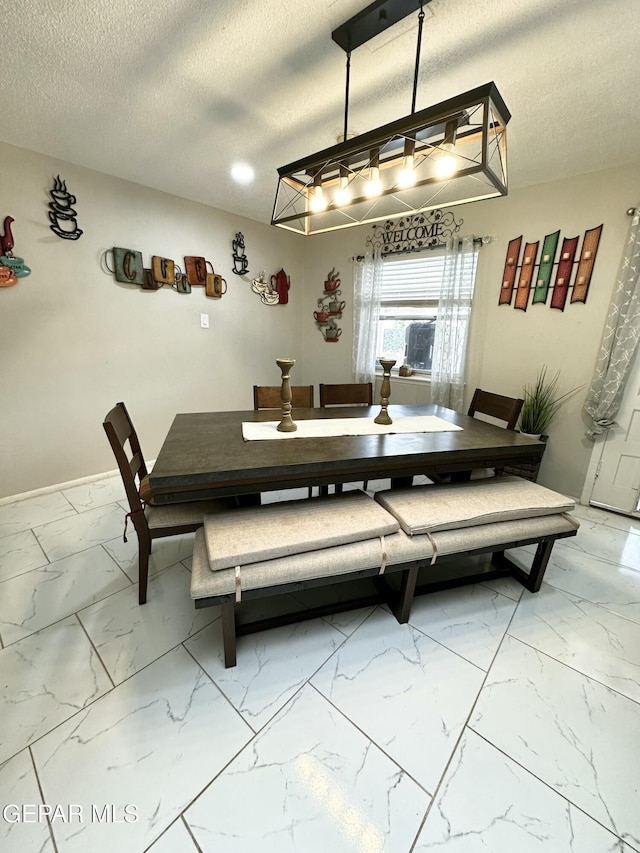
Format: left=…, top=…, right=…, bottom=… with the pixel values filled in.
left=221, top=602, right=237, bottom=668
left=524, top=540, right=554, bottom=592
left=378, top=564, right=419, bottom=624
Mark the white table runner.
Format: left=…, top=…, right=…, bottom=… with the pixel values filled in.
left=242, top=415, right=463, bottom=441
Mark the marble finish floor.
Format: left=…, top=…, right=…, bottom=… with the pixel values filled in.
left=1, top=475, right=640, bottom=852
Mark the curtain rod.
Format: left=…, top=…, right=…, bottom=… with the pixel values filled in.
left=352, top=235, right=489, bottom=262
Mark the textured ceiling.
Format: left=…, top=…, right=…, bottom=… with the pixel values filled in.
left=3, top=0, right=639, bottom=225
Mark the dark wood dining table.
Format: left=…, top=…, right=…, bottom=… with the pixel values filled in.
left=148, top=404, right=544, bottom=504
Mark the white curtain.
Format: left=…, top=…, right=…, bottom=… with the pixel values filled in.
left=352, top=252, right=383, bottom=383
left=430, top=236, right=479, bottom=410
left=584, top=208, right=640, bottom=439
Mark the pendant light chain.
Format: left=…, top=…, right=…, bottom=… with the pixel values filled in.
left=343, top=51, right=352, bottom=143
left=411, top=2, right=425, bottom=115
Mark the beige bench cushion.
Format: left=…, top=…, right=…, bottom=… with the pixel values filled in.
left=191, top=513, right=579, bottom=601
left=375, top=476, right=575, bottom=535
left=146, top=497, right=236, bottom=530
left=203, top=490, right=400, bottom=572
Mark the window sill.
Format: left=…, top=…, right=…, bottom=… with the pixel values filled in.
left=375, top=371, right=431, bottom=385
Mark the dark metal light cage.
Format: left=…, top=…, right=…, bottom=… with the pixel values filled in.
left=272, top=83, right=510, bottom=236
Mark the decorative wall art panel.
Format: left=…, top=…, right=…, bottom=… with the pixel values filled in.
left=0, top=215, right=31, bottom=287
left=205, top=273, right=227, bottom=298
left=151, top=255, right=175, bottom=284
left=571, top=225, right=603, bottom=304
left=499, top=225, right=602, bottom=311
left=184, top=256, right=211, bottom=286
left=48, top=176, right=83, bottom=240
left=532, top=230, right=560, bottom=304
left=232, top=232, right=249, bottom=275
left=550, top=236, right=579, bottom=311
left=514, top=241, right=539, bottom=311
left=112, top=247, right=144, bottom=285
left=314, top=268, right=343, bottom=341
left=499, top=236, right=522, bottom=305
left=366, top=209, right=464, bottom=256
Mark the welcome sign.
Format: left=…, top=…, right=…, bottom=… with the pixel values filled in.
left=365, top=210, right=464, bottom=256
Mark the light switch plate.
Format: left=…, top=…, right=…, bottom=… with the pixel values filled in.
left=200, top=313, right=209, bottom=329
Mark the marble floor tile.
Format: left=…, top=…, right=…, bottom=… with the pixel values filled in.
left=34, top=504, right=125, bottom=563
left=542, top=546, right=640, bottom=625
left=470, top=635, right=640, bottom=848
left=0, top=492, right=76, bottom=540
left=78, top=563, right=217, bottom=684
left=508, top=584, right=640, bottom=704
left=414, top=729, right=631, bottom=853
left=185, top=684, right=429, bottom=853
left=0, top=750, right=55, bottom=853
left=0, top=545, right=131, bottom=645
left=0, top=529, right=48, bottom=583
left=559, top=518, right=640, bottom=573
left=312, top=608, right=485, bottom=792
left=62, top=476, right=126, bottom=512
left=290, top=577, right=379, bottom=636
left=480, top=575, right=525, bottom=601
left=32, top=646, right=253, bottom=853
left=573, top=503, right=640, bottom=537
left=408, top=584, right=518, bottom=670
left=185, top=616, right=345, bottom=730
left=0, top=616, right=112, bottom=765
left=147, top=819, right=199, bottom=852
left=102, top=532, right=195, bottom=583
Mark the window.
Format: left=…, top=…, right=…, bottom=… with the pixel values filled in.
left=376, top=252, right=446, bottom=373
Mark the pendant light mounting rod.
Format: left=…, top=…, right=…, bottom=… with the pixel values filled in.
left=411, top=2, right=425, bottom=114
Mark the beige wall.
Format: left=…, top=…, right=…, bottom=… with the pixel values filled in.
left=299, top=164, right=640, bottom=498
left=0, top=142, right=305, bottom=498
left=1, top=138, right=638, bottom=501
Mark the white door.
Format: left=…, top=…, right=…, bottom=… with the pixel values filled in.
left=589, top=348, right=640, bottom=516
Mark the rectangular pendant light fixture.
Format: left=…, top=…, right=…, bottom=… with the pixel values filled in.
left=271, top=1, right=511, bottom=236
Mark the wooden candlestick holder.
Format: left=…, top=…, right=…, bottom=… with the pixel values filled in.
left=276, top=357, right=297, bottom=432
left=374, top=358, right=396, bottom=425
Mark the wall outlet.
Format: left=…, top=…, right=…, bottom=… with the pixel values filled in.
left=200, top=313, right=209, bottom=329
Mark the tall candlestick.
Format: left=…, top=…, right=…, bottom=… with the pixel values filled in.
left=276, top=357, right=297, bottom=432
left=374, top=358, right=396, bottom=425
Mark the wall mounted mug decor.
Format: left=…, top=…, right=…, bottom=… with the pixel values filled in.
left=48, top=175, right=83, bottom=240
left=323, top=325, right=342, bottom=342
left=184, top=256, right=214, bottom=286
left=172, top=270, right=191, bottom=294
left=205, top=272, right=227, bottom=298
left=232, top=232, right=249, bottom=275
left=0, top=216, right=31, bottom=286
left=151, top=255, right=175, bottom=285
left=313, top=309, right=330, bottom=324
left=0, top=265, right=18, bottom=287
left=111, top=247, right=144, bottom=285
left=314, top=268, right=344, bottom=341
left=141, top=269, right=162, bottom=290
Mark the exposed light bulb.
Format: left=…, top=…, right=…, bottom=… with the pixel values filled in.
left=435, top=144, right=457, bottom=179
left=397, top=154, right=416, bottom=188
left=309, top=184, right=327, bottom=212
left=334, top=176, right=351, bottom=206
left=365, top=166, right=383, bottom=197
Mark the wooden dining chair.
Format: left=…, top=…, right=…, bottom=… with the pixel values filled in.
left=103, top=402, right=235, bottom=605
left=427, top=388, right=524, bottom=484
left=319, top=381, right=374, bottom=493
left=319, top=382, right=373, bottom=407
left=253, top=385, right=314, bottom=409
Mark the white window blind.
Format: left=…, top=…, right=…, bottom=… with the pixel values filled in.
left=380, top=252, right=446, bottom=305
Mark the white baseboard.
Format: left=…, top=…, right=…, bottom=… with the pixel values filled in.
left=0, top=462, right=155, bottom=507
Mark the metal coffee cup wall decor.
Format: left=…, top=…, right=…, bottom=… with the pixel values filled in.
left=184, top=256, right=214, bottom=286
left=48, top=175, right=83, bottom=240
left=313, top=267, right=344, bottom=341
left=232, top=232, right=249, bottom=276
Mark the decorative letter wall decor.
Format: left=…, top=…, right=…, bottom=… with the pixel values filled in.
left=366, top=209, right=464, bottom=256
left=499, top=225, right=603, bottom=311
left=112, top=247, right=144, bottom=285
left=48, top=176, right=83, bottom=240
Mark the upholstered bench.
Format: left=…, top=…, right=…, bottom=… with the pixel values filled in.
left=190, top=478, right=579, bottom=667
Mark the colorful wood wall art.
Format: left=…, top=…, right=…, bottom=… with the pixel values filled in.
left=532, top=230, right=560, bottom=304
left=499, top=225, right=603, bottom=311
left=314, top=268, right=344, bottom=341
left=550, top=237, right=579, bottom=310
left=498, top=236, right=521, bottom=305
left=48, top=176, right=83, bottom=240
left=514, top=241, right=539, bottom=311
left=571, top=225, right=603, bottom=304
left=232, top=233, right=249, bottom=275
left=112, top=248, right=144, bottom=285
left=205, top=273, right=227, bottom=298
left=151, top=255, right=175, bottom=285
